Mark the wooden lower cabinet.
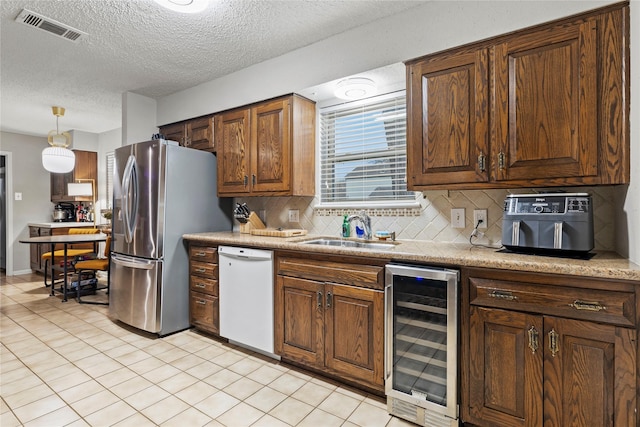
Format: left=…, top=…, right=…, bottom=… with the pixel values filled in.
left=462, top=268, right=637, bottom=427
left=275, top=253, right=385, bottom=392
left=188, top=245, right=219, bottom=335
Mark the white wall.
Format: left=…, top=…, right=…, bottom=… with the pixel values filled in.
left=69, top=130, right=99, bottom=151
left=0, top=132, right=53, bottom=274
left=95, top=128, right=122, bottom=223
left=153, top=0, right=639, bottom=263
left=122, top=92, right=157, bottom=145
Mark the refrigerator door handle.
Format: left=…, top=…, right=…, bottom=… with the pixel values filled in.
left=111, top=254, right=154, bottom=270
left=122, top=155, right=139, bottom=244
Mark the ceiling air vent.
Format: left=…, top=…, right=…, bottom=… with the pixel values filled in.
left=15, top=9, right=86, bottom=42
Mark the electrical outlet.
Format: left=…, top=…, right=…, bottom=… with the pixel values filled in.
left=451, top=208, right=465, bottom=229
left=288, top=209, right=299, bottom=223
left=473, top=209, right=488, bottom=229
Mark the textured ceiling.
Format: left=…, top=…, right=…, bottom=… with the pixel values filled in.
left=0, top=0, right=420, bottom=138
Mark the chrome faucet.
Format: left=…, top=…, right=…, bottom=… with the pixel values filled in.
left=347, top=210, right=372, bottom=240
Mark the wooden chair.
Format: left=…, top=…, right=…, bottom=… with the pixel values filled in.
left=72, top=236, right=110, bottom=305
left=42, top=228, right=100, bottom=287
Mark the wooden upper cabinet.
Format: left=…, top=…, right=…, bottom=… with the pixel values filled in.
left=406, top=3, right=629, bottom=189
left=215, top=108, right=251, bottom=195
left=407, top=47, right=489, bottom=187
left=216, top=94, right=315, bottom=197
left=50, top=150, right=98, bottom=202
left=159, top=116, right=215, bottom=152
left=493, top=19, right=597, bottom=183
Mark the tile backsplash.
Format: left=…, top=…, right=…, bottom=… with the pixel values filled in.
left=236, top=186, right=622, bottom=251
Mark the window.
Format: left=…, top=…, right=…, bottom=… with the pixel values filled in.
left=105, top=152, right=114, bottom=209
left=319, top=91, right=415, bottom=207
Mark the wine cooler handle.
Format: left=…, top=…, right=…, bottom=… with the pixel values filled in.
left=384, top=283, right=392, bottom=380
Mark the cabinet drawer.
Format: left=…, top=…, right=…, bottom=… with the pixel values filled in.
left=190, top=276, right=218, bottom=296
left=189, top=246, right=218, bottom=263
left=190, top=291, right=218, bottom=332
left=470, top=277, right=636, bottom=327
left=277, top=256, right=384, bottom=290
left=190, top=261, right=218, bottom=278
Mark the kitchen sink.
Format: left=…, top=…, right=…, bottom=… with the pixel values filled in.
left=299, top=237, right=397, bottom=251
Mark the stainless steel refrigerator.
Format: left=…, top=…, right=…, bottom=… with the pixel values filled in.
left=109, top=139, right=231, bottom=336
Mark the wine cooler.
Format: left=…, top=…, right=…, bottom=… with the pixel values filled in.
left=385, top=264, right=459, bottom=427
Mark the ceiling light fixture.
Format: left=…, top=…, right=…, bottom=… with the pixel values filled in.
left=42, top=106, right=75, bottom=173
left=153, top=0, right=209, bottom=13
left=334, top=77, right=378, bottom=100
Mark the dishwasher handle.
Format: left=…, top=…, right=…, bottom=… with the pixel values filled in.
left=218, top=246, right=273, bottom=261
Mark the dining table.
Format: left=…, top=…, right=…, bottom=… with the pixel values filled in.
left=20, top=233, right=108, bottom=302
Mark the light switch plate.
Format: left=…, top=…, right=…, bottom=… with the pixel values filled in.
left=288, top=209, right=299, bottom=223
left=451, top=208, right=465, bottom=229
left=14, top=192, right=22, bottom=201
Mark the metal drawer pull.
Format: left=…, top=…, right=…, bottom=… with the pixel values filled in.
left=478, top=153, right=486, bottom=172
left=527, top=326, right=539, bottom=353
left=195, top=268, right=207, bottom=273
left=195, top=283, right=206, bottom=288
left=569, top=300, right=606, bottom=312
left=196, top=300, right=207, bottom=305
left=548, top=329, right=559, bottom=357
left=488, top=290, right=517, bottom=300
left=196, top=251, right=207, bottom=257
left=326, top=291, right=332, bottom=308
left=317, top=291, right=322, bottom=308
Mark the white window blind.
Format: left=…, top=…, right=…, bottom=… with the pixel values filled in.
left=319, top=91, right=414, bottom=206
left=105, top=152, right=114, bottom=209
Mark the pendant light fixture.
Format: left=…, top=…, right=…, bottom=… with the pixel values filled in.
left=42, top=106, right=75, bottom=173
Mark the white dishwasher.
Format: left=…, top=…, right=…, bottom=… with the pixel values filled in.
left=218, top=246, right=276, bottom=357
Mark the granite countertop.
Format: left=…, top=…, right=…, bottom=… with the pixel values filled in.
left=183, top=232, right=640, bottom=283
left=28, top=222, right=101, bottom=228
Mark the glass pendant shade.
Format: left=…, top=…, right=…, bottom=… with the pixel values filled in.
left=42, top=146, right=75, bottom=173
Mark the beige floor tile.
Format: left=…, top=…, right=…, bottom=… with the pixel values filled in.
left=83, top=399, right=137, bottom=426
left=141, top=363, right=181, bottom=383
left=174, top=381, right=218, bottom=405
left=108, top=375, right=153, bottom=399
left=157, top=371, right=199, bottom=394
left=387, top=415, right=421, bottom=426
left=318, top=391, right=361, bottom=419
left=161, top=407, right=212, bottom=427
left=211, top=350, right=245, bottom=367
left=124, top=384, right=171, bottom=411
left=194, top=391, right=240, bottom=419
left=63, top=345, right=101, bottom=362
left=112, top=412, right=157, bottom=427
left=169, top=353, right=206, bottom=371
left=22, top=405, right=80, bottom=427
left=142, top=340, right=176, bottom=356
left=128, top=355, right=166, bottom=374
left=194, top=343, right=227, bottom=360
left=347, top=401, right=392, bottom=427
left=1, top=397, right=10, bottom=414
left=2, top=383, right=54, bottom=409
left=228, top=357, right=263, bottom=376
left=0, top=359, right=24, bottom=373
left=203, top=368, right=242, bottom=389
left=95, top=366, right=138, bottom=388
left=224, top=377, right=263, bottom=400
left=114, top=348, right=153, bottom=366
left=58, top=380, right=106, bottom=404
left=0, top=374, right=43, bottom=396
left=155, top=347, right=190, bottom=363
left=0, top=366, right=34, bottom=384
left=46, top=370, right=93, bottom=393
left=250, top=413, right=291, bottom=427
left=217, top=401, right=264, bottom=427
left=335, top=384, right=367, bottom=401
left=246, top=364, right=285, bottom=385
left=269, top=397, right=314, bottom=425
left=268, top=373, right=307, bottom=395
left=104, top=343, right=139, bottom=359
left=0, top=410, right=22, bottom=427
left=244, top=387, right=288, bottom=413
left=297, top=407, right=343, bottom=427
left=74, top=353, right=124, bottom=378
left=309, top=376, right=340, bottom=391
left=141, top=395, right=191, bottom=425
left=12, top=394, right=67, bottom=423
left=291, top=381, right=333, bottom=406
left=185, top=360, right=224, bottom=378
left=71, top=389, right=121, bottom=417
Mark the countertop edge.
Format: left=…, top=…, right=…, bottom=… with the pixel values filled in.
left=183, top=232, right=640, bottom=283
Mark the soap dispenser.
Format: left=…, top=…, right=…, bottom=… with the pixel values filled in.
left=341, top=214, right=350, bottom=238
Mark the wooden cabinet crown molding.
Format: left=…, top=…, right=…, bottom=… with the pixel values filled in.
left=406, top=1, right=629, bottom=190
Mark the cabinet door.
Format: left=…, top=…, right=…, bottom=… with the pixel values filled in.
left=50, top=171, right=73, bottom=202
left=161, top=122, right=186, bottom=146
left=324, top=283, right=384, bottom=386
left=251, top=98, right=291, bottom=194
left=187, top=117, right=215, bottom=152
left=407, top=47, right=489, bottom=187
left=494, top=19, right=597, bottom=182
left=215, top=109, right=251, bottom=195
left=190, top=292, right=219, bottom=335
left=468, top=306, right=543, bottom=427
left=543, top=317, right=636, bottom=427
left=274, top=276, right=324, bottom=367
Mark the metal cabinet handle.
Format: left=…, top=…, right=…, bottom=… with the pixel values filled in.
left=478, top=153, right=486, bottom=172
left=326, top=291, right=332, bottom=308
left=244, top=175, right=248, bottom=187
left=498, top=151, right=505, bottom=170
left=252, top=174, right=256, bottom=186
left=488, top=290, right=517, bottom=301
left=317, top=291, right=322, bottom=308
left=196, top=300, right=207, bottom=305
left=527, top=326, right=539, bottom=353
left=195, top=268, right=206, bottom=273
left=195, top=283, right=206, bottom=288
left=569, top=300, right=606, bottom=312
left=196, top=251, right=207, bottom=257
left=548, top=329, right=559, bottom=357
